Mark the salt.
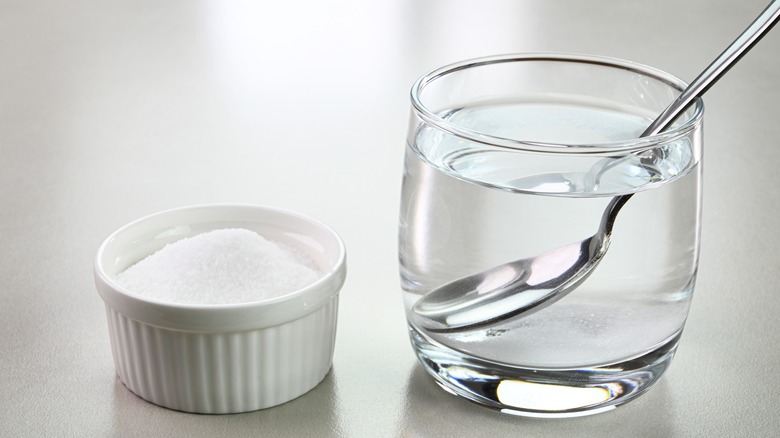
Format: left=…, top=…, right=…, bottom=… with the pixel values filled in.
left=116, top=228, right=320, bottom=304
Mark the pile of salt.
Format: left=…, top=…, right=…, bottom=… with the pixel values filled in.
left=116, top=228, right=320, bottom=305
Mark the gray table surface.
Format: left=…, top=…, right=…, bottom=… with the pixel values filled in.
left=2, top=0, right=779, bottom=436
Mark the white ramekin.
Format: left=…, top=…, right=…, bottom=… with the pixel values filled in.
left=94, top=204, right=346, bottom=414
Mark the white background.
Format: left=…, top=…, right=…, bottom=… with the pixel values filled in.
left=1, top=0, right=779, bottom=436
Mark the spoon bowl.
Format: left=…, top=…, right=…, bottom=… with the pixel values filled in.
left=411, top=194, right=631, bottom=332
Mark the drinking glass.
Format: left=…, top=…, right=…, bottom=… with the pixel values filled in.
left=398, top=53, right=703, bottom=417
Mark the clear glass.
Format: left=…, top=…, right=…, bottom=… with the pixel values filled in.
left=399, top=53, right=703, bottom=417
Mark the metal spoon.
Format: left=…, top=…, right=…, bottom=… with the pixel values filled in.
left=411, top=0, right=780, bottom=333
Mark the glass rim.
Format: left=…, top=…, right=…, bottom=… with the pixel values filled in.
left=410, top=52, right=705, bottom=154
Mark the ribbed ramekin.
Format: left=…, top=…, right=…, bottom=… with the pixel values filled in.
left=94, top=204, right=346, bottom=414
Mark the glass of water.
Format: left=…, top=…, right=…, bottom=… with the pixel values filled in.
left=399, top=53, right=703, bottom=417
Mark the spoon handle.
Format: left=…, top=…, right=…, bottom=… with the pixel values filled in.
left=643, top=0, right=780, bottom=137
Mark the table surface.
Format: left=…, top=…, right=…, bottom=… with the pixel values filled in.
left=2, top=0, right=779, bottom=436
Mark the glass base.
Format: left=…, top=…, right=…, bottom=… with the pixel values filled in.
left=409, top=324, right=681, bottom=418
